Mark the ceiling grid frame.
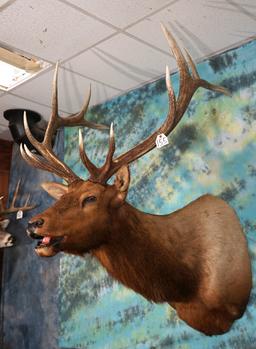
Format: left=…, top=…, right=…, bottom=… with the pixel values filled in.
left=0, top=0, right=255, bottom=140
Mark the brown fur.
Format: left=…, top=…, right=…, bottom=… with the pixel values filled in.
left=28, top=167, right=252, bottom=335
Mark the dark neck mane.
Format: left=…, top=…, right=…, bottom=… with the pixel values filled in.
left=92, top=202, right=201, bottom=303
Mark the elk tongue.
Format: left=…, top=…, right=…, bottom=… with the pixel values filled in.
left=42, top=236, right=51, bottom=245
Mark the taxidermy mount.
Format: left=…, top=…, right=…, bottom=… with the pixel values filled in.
left=20, top=25, right=252, bottom=336
left=0, top=179, right=35, bottom=248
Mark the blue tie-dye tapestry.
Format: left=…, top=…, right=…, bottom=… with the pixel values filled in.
left=59, top=38, right=256, bottom=349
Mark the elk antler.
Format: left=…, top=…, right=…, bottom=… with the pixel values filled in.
left=0, top=179, right=36, bottom=217
left=21, top=25, right=230, bottom=185
left=20, top=62, right=109, bottom=184
left=79, top=24, right=230, bottom=183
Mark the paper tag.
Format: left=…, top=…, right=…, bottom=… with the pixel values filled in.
left=156, top=133, right=169, bottom=149
left=16, top=210, right=23, bottom=220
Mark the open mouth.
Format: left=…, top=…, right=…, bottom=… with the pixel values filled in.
left=28, top=231, right=64, bottom=251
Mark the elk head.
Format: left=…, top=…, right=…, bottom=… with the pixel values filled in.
left=21, top=25, right=229, bottom=258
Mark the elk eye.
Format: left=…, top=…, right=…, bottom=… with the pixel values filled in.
left=81, top=196, right=97, bottom=207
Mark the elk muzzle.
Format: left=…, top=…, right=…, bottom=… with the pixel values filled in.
left=27, top=218, right=44, bottom=238
left=26, top=218, right=64, bottom=257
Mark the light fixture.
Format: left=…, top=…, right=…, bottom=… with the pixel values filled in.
left=0, top=46, right=51, bottom=91
left=3, top=109, right=53, bottom=152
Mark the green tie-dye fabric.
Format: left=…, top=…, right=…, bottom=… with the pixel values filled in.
left=59, top=39, right=256, bottom=349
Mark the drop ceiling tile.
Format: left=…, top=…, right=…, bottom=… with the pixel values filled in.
left=66, top=0, right=171, bottom=28
left=12, top=67, right=120, bottom=112
left=128, top=0, right=256, bottom=60
left=0, top=0, right=115, bottom=62
left=0, top=0, right=12, bottom=8
left=64, top=33, right=173, bottom=91
left=63, top=47, right=145, bottom=91
left=0, top=93, right=52, bottom=125
left=58, top=68, right=120, bottom=108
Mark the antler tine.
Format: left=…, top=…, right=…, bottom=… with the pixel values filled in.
left=183, top=48, right=200, bottom=79
left=20, top=193, right=36, bottom=212
left=59, top=86, right=109, bottom=131
left=91, top=24, right=229, bottom=183
left=105, top=123, right=115, bottom=164
left=44, top=61, right=60, bottom=148
left=10, top=179, right=21, bottom=209
left=98, top=123, right=116, bottom=182
left=23, top=111, right=44, bottom=152
left=161, top=26, right=200, bottom=124
left=165, top=65, right=177, bottom=120
left=19, top=65, right=60, bottom=158
left=184, top=49, right=231, bottom=96
left=160, top=23, right=190, bottom=95
left=78, top=123, right=116, bottom=182
left=0, top=179, right=37, bottom=216
left=24, top=193, right=30, bottom=206
left=20, top=143, right=53, bottom=173
left=19, top=204, right=36, bottom=212
left=46, top=64, right=108, bottom=138
left=162, top=26, right=230, bottom=126
left=20, top=144, right=75, bottom=181
left=23, top=113, right=80, bottom=182
left=21, top=61, right=109, bottom=184
left=79, top=129, right=100, bottom=178
left=23, top=63, right=60, bottom=153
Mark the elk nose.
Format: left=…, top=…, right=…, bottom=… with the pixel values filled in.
left=27, top=219, right=44, bottom=239
left=28, top=218, right=44, bottom=230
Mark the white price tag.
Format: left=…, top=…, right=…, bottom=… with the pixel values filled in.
left=156, top=133, right=169, bottom=149
left=16, top=210, right=23, bottom=220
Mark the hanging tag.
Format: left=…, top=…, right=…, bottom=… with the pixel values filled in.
left=156, top=133, right=169, bottom=149
left=16, top=210, right=23, bottom=220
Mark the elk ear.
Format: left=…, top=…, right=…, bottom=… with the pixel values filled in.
left=41, top=182, right=68, bottom=200
left=114, top=166, right=130, bottom=203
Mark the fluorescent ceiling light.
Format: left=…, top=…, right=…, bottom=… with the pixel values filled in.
left=0, top=47, right=51, bottom=91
